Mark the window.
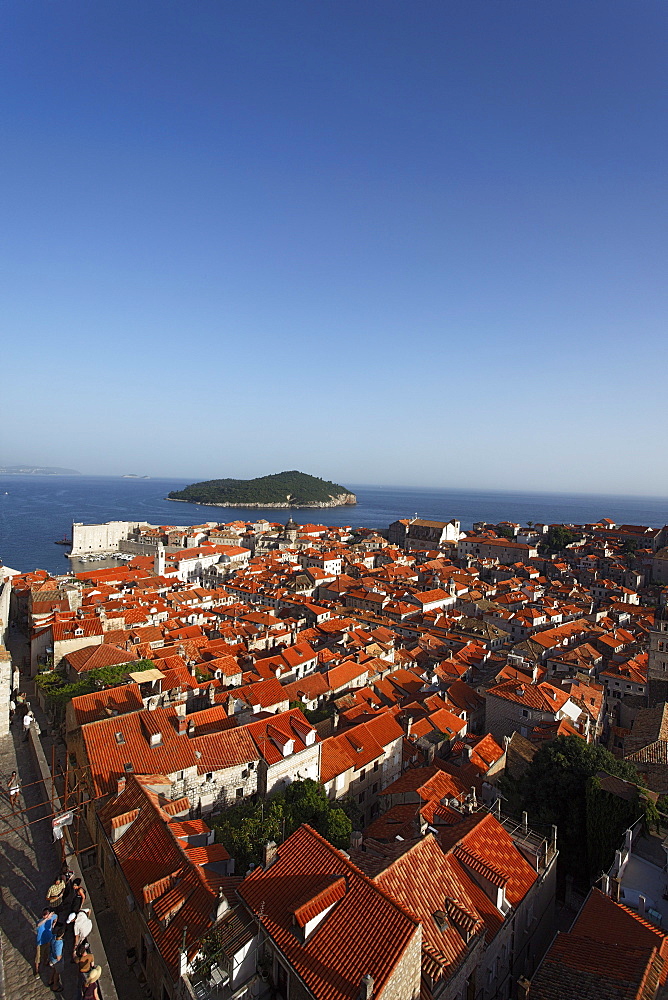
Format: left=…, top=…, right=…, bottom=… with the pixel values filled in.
left=521, top=709, right=529, bottom=718
left=360, top=769, right=366, bottom=781
left=205, top=773, right=213, bottom=783
left=372, top=782, right=378, bottom=794
left=124, top=762, right=134, bottom=773
left=358, top=791, right=365, bottom=804
left=236, top=787, right=244, bottom=798
left=373, top=760, right=379, bottom=772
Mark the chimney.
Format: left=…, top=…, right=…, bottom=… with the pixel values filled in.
left=359, top=974, right=374, bottom=1000
left=522, top=811, right=528, bottom=833
left=350, top=830, right=363, bottom=850
left=551, top=825, right=557, bottom=854
left=215, top=887, right=229, bottom=921
left=638, top=894, right=646, bottom=917
left=463, top=744, right=473, bottom=761
left=405, top=716, right=413, bottom=739
left=177, top=717, right=187, bottom=735
left=333, top=710, right=340, bottom=731
left=601, top=874, right=610, bottom=896
left=227, top=694, right=235, bottom=717
left=208, top=684, right=216, bottom=705
left=263, top=841, right=278, bottom=869
left=116, top=776, right=126, bottom=797
left=187, top=720, right=195, bottom=738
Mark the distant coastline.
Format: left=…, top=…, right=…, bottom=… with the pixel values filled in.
left=0, top=465, right=80, bottom=476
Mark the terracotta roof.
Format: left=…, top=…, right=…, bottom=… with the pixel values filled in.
left=238, top=824, right=419, bottom=1000
left=528, top=931, right=663, bottom=999
left=374, top=834, right=485, bottom=979
left=71, top=682, right=145, bottom=726
left=98, top=775, right=227, bottom=977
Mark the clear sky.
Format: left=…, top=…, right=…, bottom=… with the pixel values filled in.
left=2, top=1, right=667, bottom=494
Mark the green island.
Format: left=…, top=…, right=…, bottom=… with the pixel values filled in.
left=167, top=470, right=357, bottom=508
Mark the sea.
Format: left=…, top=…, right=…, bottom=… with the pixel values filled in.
left=1, top=474, right=668, bottom=576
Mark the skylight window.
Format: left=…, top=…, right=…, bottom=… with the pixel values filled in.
left=124, top=762, right=134, bottom=773
left=115, top=732, right=125, bottom=745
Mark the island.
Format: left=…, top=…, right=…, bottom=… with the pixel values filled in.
left=0, top=465, right=81, bottom=476
left=167, top=470, right=357, bottom=508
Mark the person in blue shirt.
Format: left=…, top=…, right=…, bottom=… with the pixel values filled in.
left=34, top=909, right=57, bottom=976
left=48, top=924, right=66, bottom=992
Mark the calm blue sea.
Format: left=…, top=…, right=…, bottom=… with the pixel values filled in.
left=1, top=474, right=668, bottom=575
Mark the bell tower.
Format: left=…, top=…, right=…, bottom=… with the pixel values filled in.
left=647, top=589, right=668, bottom=706
left=154, top=543, right=166, bottom=578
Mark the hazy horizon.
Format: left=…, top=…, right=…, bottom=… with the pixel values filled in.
left=4, top=464, right=668, bottom=502
left=3, top=2, right=666, bottom=495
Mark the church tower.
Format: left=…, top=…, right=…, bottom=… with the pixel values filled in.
left=154, top=543, right=166, bottom=578
left=647, top=589, right=668, bottom=706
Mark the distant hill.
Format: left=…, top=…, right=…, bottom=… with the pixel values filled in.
left=167, top=470, right=357, bottom=508
left=0, top=465, right=81, bottom=476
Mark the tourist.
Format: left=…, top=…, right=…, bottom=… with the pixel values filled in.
left=69, top=877, right=86, bottom=914
left=74, top=940, right=95, bottom=994
left=7, top=771, right=20, bottom=813
left=81, top=965, right=102, bottom=1000
left=45, top=875, right=67, bottom=911
left=22, top=708, right=34, bottom=742
left=9, top=697, right=15, bottom=723
left=70, top=906, right=93, bottom=958
left=60, top=860, right=75, bottom=898
left=34, top=909, right=57, bottom=976
left=48, top=924, right=66, bottom=992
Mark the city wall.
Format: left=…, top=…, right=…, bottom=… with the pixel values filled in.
left=70, top=520, right=148, bottom=555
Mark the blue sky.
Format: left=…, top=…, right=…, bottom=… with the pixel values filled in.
left=2, top=1, right=667, bottom=493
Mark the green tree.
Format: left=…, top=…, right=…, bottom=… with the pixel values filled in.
left=585, top=775, right=642, bottom=877
left=539, top=526, right=578, bottom=553
left=504, top=735, right=640, bottom=883
left=212, top=779, right=353, bottom=871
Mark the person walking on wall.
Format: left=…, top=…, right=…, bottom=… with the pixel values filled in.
left=34, top=909, right=57, bottom=977
left=7, top=771, right=20, bottom=813
left=22, top=708, right=35, bottom=742
left=48, top=924, right=66, bottom=992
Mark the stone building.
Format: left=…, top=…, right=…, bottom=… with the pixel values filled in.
left=97, top=773, right=239, bottom=1000
left=237, top=824, right=423, bottom=1000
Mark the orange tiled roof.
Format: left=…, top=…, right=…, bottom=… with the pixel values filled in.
left=238, top=825, right=419, bottom=1000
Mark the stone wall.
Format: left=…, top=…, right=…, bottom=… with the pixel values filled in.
left=0, top=647, right=11, bottom=738
left=71, top=520, right=148, bottom=555
left=261, top=743, right=321, bottom=796
left=378, top=925, right=422, bottom=1000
